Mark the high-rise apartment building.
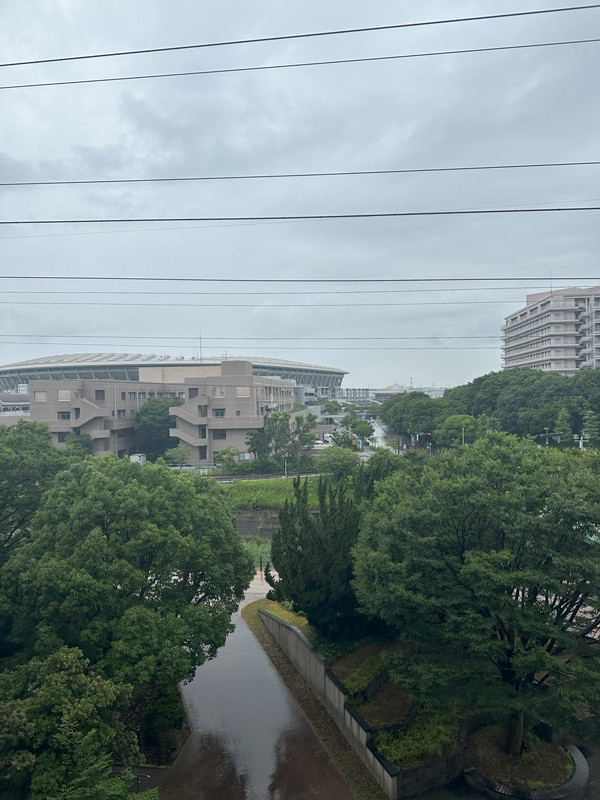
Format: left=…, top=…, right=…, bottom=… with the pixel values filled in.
left=502, top=287, right=600, bottom=375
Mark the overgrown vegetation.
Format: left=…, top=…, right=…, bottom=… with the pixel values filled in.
left=373, top=710, right=460, bottom=770
left=222, top=476, right=320, bottom=510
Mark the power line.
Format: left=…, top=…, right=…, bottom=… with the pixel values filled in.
left=0, top=300, right=539, bottom=308
left=2, top=290, right=580, bottom=297
left=1, top=207, right=598, bottom=226
left=0, top=341, right=498, bottom=351
left=3, top=334, right=499, bottom=341
left=2, top=38, right=597, bottom=91
left=2, top=160, right=597, bottom=189
left=3, top=5, right=598, bottom=68
left=0, top=276, right=597, bottom=284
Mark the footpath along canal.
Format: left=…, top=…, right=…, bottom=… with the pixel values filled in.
left=158, top=572, right=357, bottom=800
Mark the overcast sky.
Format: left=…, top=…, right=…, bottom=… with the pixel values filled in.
left=0, top=1, right=598, bottom=390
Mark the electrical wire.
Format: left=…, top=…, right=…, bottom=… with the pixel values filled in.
left=3, top=160, right=597, bottom=188
left=2, top=38, right=598, bottom=91
left=2, top=333, right=499, bottom=340
left=3, top=5, right=598, bottom=68
left=0, top=300, right=542, bottom=308
left=1, top=207, right=598, bottom=226
left=0, top=285, right=580, bottom=296
left=0, top=342, right=498, bottom=351
left=0, top=276, right=596, bottom=284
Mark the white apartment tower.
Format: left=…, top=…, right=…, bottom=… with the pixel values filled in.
left=502, top=287, right=600, bottom=375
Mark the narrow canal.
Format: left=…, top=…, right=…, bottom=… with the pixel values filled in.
left=159, top=573, right=357, bottom=800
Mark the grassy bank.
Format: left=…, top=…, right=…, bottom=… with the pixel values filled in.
left=242, top=598, right=387, bottom=800
left=223, top=476, right=320, bottom=511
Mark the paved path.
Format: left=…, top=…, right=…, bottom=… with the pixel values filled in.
left=158, top=574, right=356, bottom=799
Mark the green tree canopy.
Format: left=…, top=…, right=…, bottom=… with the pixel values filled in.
left=354, top=434, right=600, bottom=755
left=134, top=398, right=183, bottom=461
left=0, top=421, right=66, bottom=568
left=433, top=414, right=478, bottom=448
left=268, top=477, right=364, bottom=637
left=315, top=446, right=360, bottom=481
left=2, top=457, right=253, bottom=689
left=163, top=442, right=193, bottom=466
left=0, top=648, right=152, bottom=800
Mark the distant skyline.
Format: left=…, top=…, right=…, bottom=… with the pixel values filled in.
left=1, top=1, right=599, bottom=388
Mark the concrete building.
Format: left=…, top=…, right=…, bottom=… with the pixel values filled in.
left=0, top=360, right=296, bottom=463
left=502, top=287, right=600, bottom=375
left=169, top=360, right=295, bottom=464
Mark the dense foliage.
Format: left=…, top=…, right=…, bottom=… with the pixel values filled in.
left=0, top=431, right=253, bottom=797
left=268, top=477, right=365, bottom=636
left=134, top=398, right=183, bottom=461
left=381, top=368, right=600, bottom=447
left=354, top=434, right=600, bottom=754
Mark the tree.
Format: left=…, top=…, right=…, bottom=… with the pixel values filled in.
left=433, top=414, right=478, bottom=448
left=245, top=428, right=268, bottom=458
left=2, top=457, right=254, bottom=690
left=163, top=442, right=193, bottom=465
left=554, top=404, right=573, bottom=447
left=582, top=409, right=600, bottom=447
left=0, top=421, right=66, bottom=568
left=287, top=413, right=317, bottom=461
left=134, top=398, right=183, bottom=461
left=331, top=430, right=357, bottom=450
left=315, top=446, right=360, bottom=481
left=64, top=432, right=93, bottom=457
left=264, top=411, right=293, bottom=456
left=269, top=477, right=364, bottom=636
left=319, top=399, right=341, bottom=415
left=354, top=434, right=600, bottom=755
left=0, top=648, right=155, bottom=800
left=213, top=446, right=241, bottom=470
left=264, top=411, right=317, bottom=461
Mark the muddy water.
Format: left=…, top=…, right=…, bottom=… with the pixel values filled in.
left=159, top=574, right=356, bottom=800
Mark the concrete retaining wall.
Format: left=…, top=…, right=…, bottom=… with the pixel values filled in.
left=259, top=609, right=467, bottom=799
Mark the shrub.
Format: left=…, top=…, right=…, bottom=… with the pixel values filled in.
left=373, top=710, right=460, bottom=770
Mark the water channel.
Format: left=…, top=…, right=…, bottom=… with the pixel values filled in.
left=158, top=573, right=357, bottom=800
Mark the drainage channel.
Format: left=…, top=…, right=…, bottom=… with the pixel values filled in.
left=158, top=573, right=357, bottom=799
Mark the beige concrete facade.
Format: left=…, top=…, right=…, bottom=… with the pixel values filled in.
left=502, top=287, right=600, bottom=374
left=27, top=378, right=188, bottom=457
left=170, top=360, right=294, bottom=464
left=3, top=360, right=295, bottom=462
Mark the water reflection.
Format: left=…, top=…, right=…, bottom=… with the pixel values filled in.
left=160, top=575, right=355, bottom=799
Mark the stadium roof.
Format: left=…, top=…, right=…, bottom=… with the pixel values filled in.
left=1, top=353, right=347, bottom=374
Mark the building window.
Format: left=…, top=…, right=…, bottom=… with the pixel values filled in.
left=189, top=388, right=199, bottom=399
left=74, top=408, right=80, bottom=419
left=212, top=408, right=225, bottom=417
left=212, top=430, right=227, bottom=440
left=198, top=405, right=208, bottom=417
left=33, top=390, right=47, bottom=402
left=121, top=392, right=126, bottom=400
left=178, top=392, right=185, bottom=398
left=58, top=411, right=71, bottom=420
left=57, top=389, right=71, bottom=402
left=117, top=409, right=126, bottom=419
left=148, top=392, right=155, bottom=399
left=129, top=392, right=137, bottom=400
left=95, top=390, right=105, bottom=402
left=139, top=392, right=146, bottom=399
left=199, top=446, right=207, bottom=460
left=57, top=432, right=68, bottom=443
left=198, top=425, right=207, bottom=438
left=236, top=410, right=241, bottom=416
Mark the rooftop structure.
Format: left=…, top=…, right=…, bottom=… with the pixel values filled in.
left=0, top=353, right=346, bottom=397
